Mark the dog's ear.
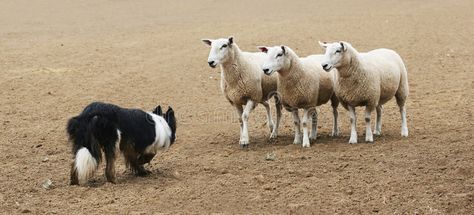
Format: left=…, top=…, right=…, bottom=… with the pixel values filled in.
left=166, top=106, right=177, bottom=143
left=166, top=106, right=175, bottom=121
left=153, top=105, right=163, bottom=116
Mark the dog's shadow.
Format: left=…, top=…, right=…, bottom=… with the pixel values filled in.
left=87, top=166, right=179, bottom=187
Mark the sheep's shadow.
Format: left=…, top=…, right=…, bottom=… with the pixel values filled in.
left=236, top=132, right=346, bottom=150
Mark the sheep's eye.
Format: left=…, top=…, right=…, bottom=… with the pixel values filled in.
left=335, top=50, right=341, bottom=53
left=276, top=53, right=283, bottom=58
left=221, top=44, right=228, bottom=49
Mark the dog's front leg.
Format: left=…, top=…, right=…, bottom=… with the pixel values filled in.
left=70, top=162, right=79, bottom=185
left=105, top=148, right=117, bottom=184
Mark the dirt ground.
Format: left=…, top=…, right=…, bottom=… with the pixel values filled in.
left=1, top=0, right=473, bottom=214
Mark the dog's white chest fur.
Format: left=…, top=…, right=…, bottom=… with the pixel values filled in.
left=144, top=113, right=172, bottom=155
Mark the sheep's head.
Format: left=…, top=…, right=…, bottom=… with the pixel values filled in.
left=201, top=36, right=234, bottom=68
left=319, top=41, right=349, bottom=72
left=258, top=46, right=290, bottom=76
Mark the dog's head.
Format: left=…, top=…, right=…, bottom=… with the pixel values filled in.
left=153, top=105, right=177, bottom=145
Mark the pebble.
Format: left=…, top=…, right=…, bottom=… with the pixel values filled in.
left=263, top=184, right=276, bottom=190
left=42, top=179, right=53, bottom=190
left=346, top=189, right=354, bottom=195
left=288, top=203, right=304, bottom=210
left=265, top=153, right=276, bottom=161
left=255, top=175, right=265, bottom=184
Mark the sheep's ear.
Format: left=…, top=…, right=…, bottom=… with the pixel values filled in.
left=319, top=41, right=328, bottom=49
left=228, top=36, right=234, bottom=45
left=202, top=39, right=212, bottom=46
left=257, top=46, right=268, bottom=53
left=339, top=41, right=347, bottom=52
left=281, top=46, right=286, bottom=55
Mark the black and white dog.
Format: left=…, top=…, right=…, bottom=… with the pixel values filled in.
left=67, top=102, right=177, bottom=185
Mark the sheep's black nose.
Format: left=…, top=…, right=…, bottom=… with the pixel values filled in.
left=322, top=63, right=328, bottom=69
left=208, top=61, right=215, bottom=66
left=263, top=69, right=269, bottom=73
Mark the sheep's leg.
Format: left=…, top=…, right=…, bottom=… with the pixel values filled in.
left=234, top=105, right=244, bottom=138
left=331, top=97, right=340, bottom=137
left=395, top=68, right=409, bottom=137
left=292, top=110, right=302, bottom=144
left=399, top=105, right=409, bottom=137
left=348, top=106, right=358, bottom=144
left=365, top=106, right=374, bottom=143
left=302, top=109, right=311, bottom=147
left=270, top=102, right=282, bottom=139
left=374, top=105, right=383, bottom=136
left=240, top=100, right=255, bottom=148
left=309, top=108, right=318, bottom=141
left=261, top=101, right=275, bottom=135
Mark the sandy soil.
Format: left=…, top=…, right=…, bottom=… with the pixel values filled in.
left=1, top=0, right=473, bottom=214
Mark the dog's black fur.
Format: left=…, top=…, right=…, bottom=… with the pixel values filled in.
left=67, top=102, right=176, bottom=185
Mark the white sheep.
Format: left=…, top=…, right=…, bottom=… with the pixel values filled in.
left=319, top=41, right=409, bottom=144
left=258, top=45, right=339, bottom=148
left=202, top=36, right=282, bottom=148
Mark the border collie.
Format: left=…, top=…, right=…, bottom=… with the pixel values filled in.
left=66, top=102, right=177, bottom=185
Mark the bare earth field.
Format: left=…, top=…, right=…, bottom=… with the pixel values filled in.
left=1, top=0, right=473, bottom=214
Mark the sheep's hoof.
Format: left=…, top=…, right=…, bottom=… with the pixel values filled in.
left=268, top=123, right=274, bottom=133
left=349, top=138, right=358, bottom=144
left=302, top=142, right=311, bottom=148
left=309, top=134, right=317, bottom=140
left=239, top=140, right=249, bottom=149
left=331, top=130, right=341, bottom=137
left=293, top=138, right=302, bottom=145
left=269, top=132, right=278, bottom=140
left=401, top=128, right=409, bottom=137
left=374, top=130, right=382, bottom=136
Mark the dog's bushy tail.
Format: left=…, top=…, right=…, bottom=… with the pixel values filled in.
left=67, top=115, right=116, bottom=184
